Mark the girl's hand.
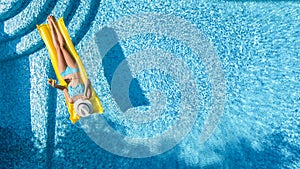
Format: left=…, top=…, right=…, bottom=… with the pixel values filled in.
left=48, top=79, right=56, bottom=88
left=81, top=96, right=89, bottom=100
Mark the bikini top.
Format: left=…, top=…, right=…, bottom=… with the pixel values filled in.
left=68, top=84, right=85, bottom=98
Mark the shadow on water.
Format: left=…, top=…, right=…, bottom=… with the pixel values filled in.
left=94, top=27, right=149, bottom=112
left=0, top=127, right=33, bottom=168
left=225, top=0, right=300, bottom=2
left=217, top=131, right=299, bottom=169
left=45, top=65, right=57, bottom=169
left=0, top=0, right=31, bottom=21
left=49, top=118, right=183, bottom=168
left=0, top=21, right=35, bottom=167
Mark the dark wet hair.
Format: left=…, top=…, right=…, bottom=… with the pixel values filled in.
left=64, top=78, right=71, bottom=84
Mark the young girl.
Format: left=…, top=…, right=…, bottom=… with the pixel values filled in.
left=47, top=15, right=93, bottom=117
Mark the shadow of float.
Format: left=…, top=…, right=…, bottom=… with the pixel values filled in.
left=94, top=27, right=149, bottom=112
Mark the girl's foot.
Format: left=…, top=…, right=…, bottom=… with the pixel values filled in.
left=48, top=15, right=58, bottom=29
left=48, top=15, right=55, bottom=23
left=47, top=15, right=55, bottom=34
left=49, top=15, right=66, bottom=48
left=47, top=15, right=54, bottom=26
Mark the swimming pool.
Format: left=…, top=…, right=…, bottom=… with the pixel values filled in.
left=0, top=0, right=299, bottom=168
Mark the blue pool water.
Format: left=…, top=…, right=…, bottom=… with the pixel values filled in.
left=0, top=0, right=299, bottom=168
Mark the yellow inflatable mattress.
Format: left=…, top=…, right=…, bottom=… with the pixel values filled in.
left=37, top=17, right=103, bottom=123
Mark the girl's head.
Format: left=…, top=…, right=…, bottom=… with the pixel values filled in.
left=74, top=99, right=93, bottom=117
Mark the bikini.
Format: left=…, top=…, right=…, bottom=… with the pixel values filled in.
left=61, top=66, right=79, bottom=77
left=61, top=66, right=85, bottom=98
left=68, top=84, right=85, bottom=98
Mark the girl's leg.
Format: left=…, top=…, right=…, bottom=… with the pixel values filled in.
left=48, top=16, right=67, bottom=73
left=49, top=16, right=77, bottom=69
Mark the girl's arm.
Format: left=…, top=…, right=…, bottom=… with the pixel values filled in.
left=48, top=79, right=73, bottom=103
left=83, top=79, right=92, bottom=99
left=48, top=79, right=66, bottom=91
left=63, top=88, right=74, bottom=103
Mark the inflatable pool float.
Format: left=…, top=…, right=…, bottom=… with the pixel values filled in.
left=37, top=17, right=103, bottom=123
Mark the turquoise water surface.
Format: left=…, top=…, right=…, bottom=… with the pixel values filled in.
left=0, top=0, right=299, bottom=168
